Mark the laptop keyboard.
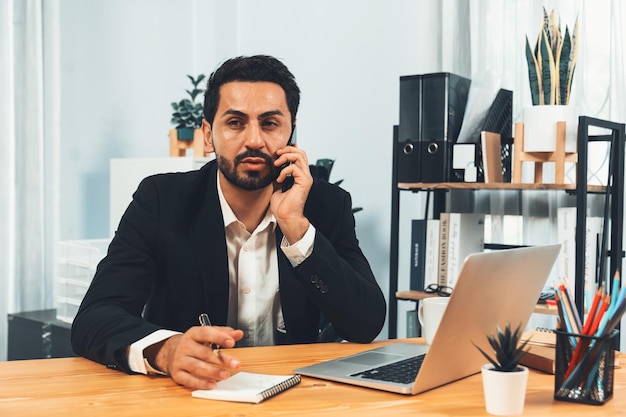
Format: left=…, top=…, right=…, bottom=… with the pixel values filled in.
left=350, top=354, right=426, bottom=385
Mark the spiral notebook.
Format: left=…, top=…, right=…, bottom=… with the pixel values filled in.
left=192, top=372, right=301, bottom=404
left=520, top=328, right=556, bottom=374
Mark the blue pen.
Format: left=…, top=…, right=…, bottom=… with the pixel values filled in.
left=601, top=291, right=626, bottom=337
left=594, top=314, right=610, bottom=337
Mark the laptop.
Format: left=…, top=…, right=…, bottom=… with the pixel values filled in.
left=294, top=244, right=561, bottom=395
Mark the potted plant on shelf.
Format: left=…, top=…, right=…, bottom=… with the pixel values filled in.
left=523, top=7, right=580, bottom=153
left=169, top=74, right=207, bottom=157
left=475, top=323, right=530, bottom=416
left=309, top=158, right=362, bottom=214
left=170, top=74, right=206, bottom=141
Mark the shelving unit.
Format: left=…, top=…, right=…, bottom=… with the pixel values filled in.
left=388, top=116, right=625, bottom=340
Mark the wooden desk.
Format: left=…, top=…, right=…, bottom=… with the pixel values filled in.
left=1, top=339, right=624, bottom=416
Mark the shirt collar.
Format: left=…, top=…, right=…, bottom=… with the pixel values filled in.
left=217, top=172, right=276, bottom=233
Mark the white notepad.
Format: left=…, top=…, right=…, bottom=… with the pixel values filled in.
left=191, top=372, right=301, bottom=404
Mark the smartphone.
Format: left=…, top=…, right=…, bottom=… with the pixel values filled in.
left=280, top=125, right=296, bottom=192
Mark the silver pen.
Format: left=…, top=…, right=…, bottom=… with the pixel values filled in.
left=198, top=313, right=221, bottom=357
left=199, top=313, right=212, bottom=327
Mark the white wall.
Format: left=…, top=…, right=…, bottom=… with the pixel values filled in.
left=47, top=0, right=626, bottom=344
left=57, top=0, right=444, bottom=338
left=58, top=0, right=223, bottom=239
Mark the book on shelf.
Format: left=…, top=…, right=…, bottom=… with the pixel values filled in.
left=406, top=309, right=418, bottom=337
left=585, top=216, right=603, bottom=293
left=437, top=213, right=450, bottom=287
left=192, top=372, right=301, bottom=403
left=557, top=207, right=576, bottom=290
left=424, top=219, right=440, bottom=289
left=557, top=207, right=603, bottom=303
left=409, top=219, right=427, bottom=291
left=445, top=213, right=485, bottom=288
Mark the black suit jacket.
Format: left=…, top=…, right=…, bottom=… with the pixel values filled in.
left=71, top=160, right=386, bottom=372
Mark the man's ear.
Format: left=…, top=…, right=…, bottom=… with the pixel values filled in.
left=202, top=119, right=215, bottom=155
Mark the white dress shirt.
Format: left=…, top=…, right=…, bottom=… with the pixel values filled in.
left=128, top=174, right=315, bottom=374
left=221, top=181, right=282, bottom=347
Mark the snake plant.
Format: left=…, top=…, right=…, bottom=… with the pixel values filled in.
left=475, top=323, right=529, bottom=372
left=525, top=8, right=579, bottom=106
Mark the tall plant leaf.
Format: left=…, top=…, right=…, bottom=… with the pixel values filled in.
left=547, top=8, right=560, bottom=61
left=534, top=26, right=544, bottom=102
left=541, top=8, right=550, bottom=43
left=538, top=30, right=555, bottom=105
left=525, top=36, right=541, bottom=106
left=565, top=17, right=580, bottom=105
left=557, top=27, right=572, bottom=105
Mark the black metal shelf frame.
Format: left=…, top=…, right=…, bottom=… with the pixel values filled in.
left=388, top=116, right=626, bottom=340
left=574, top=117, right=625, bottom=322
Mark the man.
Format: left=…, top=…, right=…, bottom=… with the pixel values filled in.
left=71, top=55, right=386, bottom=390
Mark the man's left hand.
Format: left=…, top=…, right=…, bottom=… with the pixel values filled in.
left=271, top=145, right=312, bottom=243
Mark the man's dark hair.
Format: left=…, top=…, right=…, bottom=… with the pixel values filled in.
left=203, top=55, right=300, bottom=125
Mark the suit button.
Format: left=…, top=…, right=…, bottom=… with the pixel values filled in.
left=320, top=285, right=329, bottom=294
left=310, top=274, right=319, bottom=284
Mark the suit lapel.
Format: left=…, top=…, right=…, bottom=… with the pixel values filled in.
left=188, top=162, right=230, bottom=325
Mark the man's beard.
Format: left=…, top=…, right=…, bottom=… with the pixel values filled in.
left=217, top=149, right=280, bottom=191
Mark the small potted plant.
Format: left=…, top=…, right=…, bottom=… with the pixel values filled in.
left=475, top=323, right=530, bottom=416
left=170, top=74, right=206, bottom=140
left=522, top=7, right=580, bottom=153
left=309, top=158, right=362, bottom=214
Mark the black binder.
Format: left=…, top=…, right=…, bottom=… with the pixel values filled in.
left=397, top=75, right=423, bottom=182
left=420, top=73, right=471, bottom=182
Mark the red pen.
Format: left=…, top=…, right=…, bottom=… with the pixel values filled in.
left=588, top=295, right=611, bottom=336
left=582, top=287, right=603, bottom=335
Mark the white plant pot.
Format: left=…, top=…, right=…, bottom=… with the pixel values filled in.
left=522, top=105, right=578, bottom=152
left=481, top=364, right=529, bottom=416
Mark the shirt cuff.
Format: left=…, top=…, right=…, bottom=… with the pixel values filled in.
left=128, top=329, right=181, bottom=374
left=281, top=223, right=315, bottom=267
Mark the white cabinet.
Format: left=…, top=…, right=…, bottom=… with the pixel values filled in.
left=109, top=157, right=212, bottom=237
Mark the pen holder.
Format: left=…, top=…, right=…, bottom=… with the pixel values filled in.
left=554, top=329, right=618, bottom=405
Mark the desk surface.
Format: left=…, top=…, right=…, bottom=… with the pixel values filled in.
left=1, top=339, right=625, bottom=416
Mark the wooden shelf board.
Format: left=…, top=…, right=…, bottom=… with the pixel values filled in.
left=396, top=290, right=558, bottom=315
left=398, top=182, right=606, bottom=192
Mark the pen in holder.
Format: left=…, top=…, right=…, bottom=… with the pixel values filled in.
left=554, top=329, right=618, bottom=405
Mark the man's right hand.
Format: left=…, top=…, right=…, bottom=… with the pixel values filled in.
left=149, top=325, right=244, bottom=390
